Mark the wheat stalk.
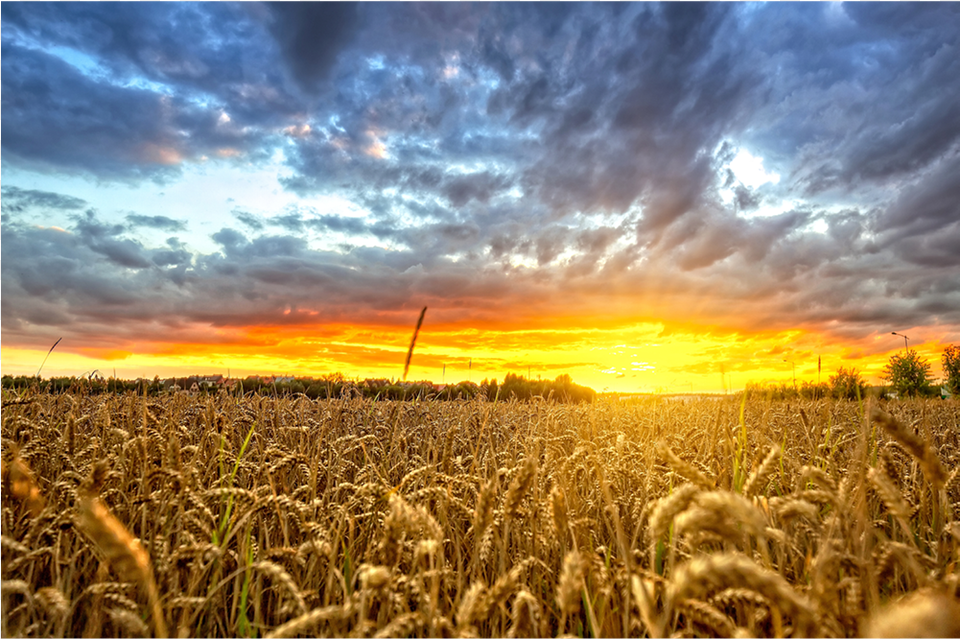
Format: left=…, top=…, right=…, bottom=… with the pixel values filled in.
left=76, top=469, right=167, bottom=638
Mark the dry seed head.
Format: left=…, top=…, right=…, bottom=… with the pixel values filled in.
left=770, top=498, right=820, bottom=523
left=77, top=495, right=153, bottom=587
left=374, top=612, right=421, bottom=639
left=676, top=598, right=737, bottom=637
left=556, top=550, right=584, bottom=616
left=864, top=590, right=960, bottom=638
left=503, top=457, right=536, bottom=521
left=709, top=587, right=772, bottom=611
left=472, top=480, right=496, bottom=539
left=675, top=493, right=765, bottom=545
left=743, top=444, right=780, bottom=498
left=107, top=607, right=150, bottom=637
left=358, top=564, right=392, bottom=592
left=549, top=485, right=569, bottom=540
left=263, top=602, right=356, bottom=639
left=798, top=465, right=838, bottom=495
left=874, top=541, right=929, bottom=584
left=65, top=414, right=76, bottom=457
left=649, top=483, right=701, bottom=544
left=253, top=561, right=307, bottom=615
left=870, top=405, right=947, bottom=490
left=658, top=444, right=714, bottom=489
left=867, top=467, right=912, bottom=519
left=483, top=563, right=523, bottom=617
left=508, top=589, right=541, bottom=639
left=5, top=454, right=45, bottom=516
left=36, top=586, right=69, bottom=620
left=668, top=553, right=817, bottom=636
left=456, top=581, right=488, bottom=630
left=76, top=489, right=167, bottom=638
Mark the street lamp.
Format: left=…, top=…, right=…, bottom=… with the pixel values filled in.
left=891, top=332, right=910, bottom=352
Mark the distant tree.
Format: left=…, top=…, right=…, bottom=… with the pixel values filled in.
left=942, top=344, right=960, bottom=396
left=483, top=378, right=499, bottom=401
left=829, top=367, right=868, bottom=400
left=800, top=381, right=829, bottom=400
left=883, top=350, right=933, bottom=397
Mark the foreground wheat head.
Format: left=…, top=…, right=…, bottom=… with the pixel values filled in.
left=2, top=389, right=957, bottom=637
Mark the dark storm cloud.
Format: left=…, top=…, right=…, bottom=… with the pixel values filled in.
left=1, top=2, right=302, bottom=122
left=741, top=3, right=960, bottom=196
left=264, top=2, right=361, bottom=94
left=3, top=2, right=960, bottom=352
left=878, top=154, right=960, bottom=241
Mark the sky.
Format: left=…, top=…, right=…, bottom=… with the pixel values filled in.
left=2, top=2, right=959, bottom=393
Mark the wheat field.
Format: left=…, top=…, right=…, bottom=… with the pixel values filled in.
left=2, top=391, right=958, bottom=638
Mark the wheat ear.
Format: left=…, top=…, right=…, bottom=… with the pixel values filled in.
left=77, top=466, right=167, bottom=638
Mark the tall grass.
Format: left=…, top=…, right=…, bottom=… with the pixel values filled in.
left=2, top=391, right=958, bottom=637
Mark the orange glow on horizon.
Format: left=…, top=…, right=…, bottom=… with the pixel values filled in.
left=2, top=319, right=953, bottom=394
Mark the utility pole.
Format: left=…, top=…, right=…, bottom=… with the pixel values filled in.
left=891, top=332, right=910, bottom=352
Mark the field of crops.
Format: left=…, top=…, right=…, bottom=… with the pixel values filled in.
left=2, top=391, right=958, bottom=638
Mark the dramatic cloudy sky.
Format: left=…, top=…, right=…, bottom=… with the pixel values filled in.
left=2, top=2, right=959, bottom=391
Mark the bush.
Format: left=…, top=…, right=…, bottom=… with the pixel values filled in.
left=799, top=381, right=829, bottom=400
left=882, top=350, right=933, bottom=397
left=829, top=367, right=868, bottom=400
left=942, top=344, right=960, bottom=396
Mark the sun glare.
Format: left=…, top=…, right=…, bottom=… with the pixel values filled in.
left=729, top=148, right=781, bottom=189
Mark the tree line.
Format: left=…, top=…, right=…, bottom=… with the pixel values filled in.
left=744, top=344, right=960, bottom=400
left=0, top=372, right=597, bottom=403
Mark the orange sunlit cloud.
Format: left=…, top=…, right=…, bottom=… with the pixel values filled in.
left=3, top=4, right=959, bottom=392
left=3, top=316, right=953, bottom=394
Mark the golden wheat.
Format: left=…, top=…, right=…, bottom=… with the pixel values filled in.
left=1, top=390, right=956, bottom=637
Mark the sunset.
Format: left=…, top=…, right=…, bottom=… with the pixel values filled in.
left=3, top=4, right=960, bottom=637
left=3, top=2, right=959, bottom=391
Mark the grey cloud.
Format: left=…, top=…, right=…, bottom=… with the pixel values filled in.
left=742, top=3, right=960, bottom=197
left=3, top=4, right=960, bottom=353
left=878, top=153, right=960, bottom=239
left=734, top=186, right=762, bottom=212
left=0, top=186, right=88, bottom=213
left=233, top=210, right=265, bottom=231
left=74, top=211, right=153, bottom=269
left=1, top=43, right=264, bottom=179
left=270, top=213, right=305, bottom=233
left=212, top=228, right=248, bottom=252
left=265, top=2, right=361, bottom=94
left=126, top=214, right=187, bottom=232
left=442, top=172, right=512, bottom=207
left=1, top=2, right=303, bottom=123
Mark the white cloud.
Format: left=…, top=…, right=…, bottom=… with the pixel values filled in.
left=729, top=149, right=781, bottom=189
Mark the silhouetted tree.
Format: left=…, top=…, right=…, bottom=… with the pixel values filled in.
left=829, top=367, right=868, bottom=400
left=883, top=350, right=933, bottom=397
left=942, top=344, right=960, bottom=396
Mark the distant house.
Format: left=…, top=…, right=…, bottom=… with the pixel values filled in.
left=199, top=375, right=223, bottom=388
left=274, top=376, right=295, bottom=384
